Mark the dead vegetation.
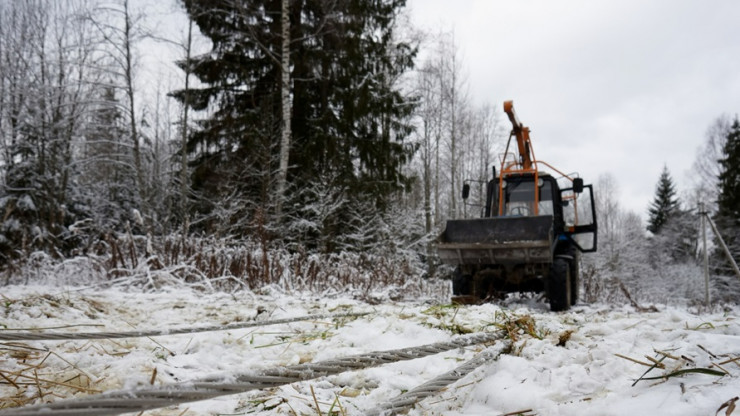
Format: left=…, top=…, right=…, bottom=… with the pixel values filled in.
left=614, top=346, right=740, bottom=415
left=5, top=235, right=450, bottom=303
left=0, top=343, right=109, bottom=409
left=490, top=311, right=544, bottom=342
left=615, top=346, right=738, bottom=387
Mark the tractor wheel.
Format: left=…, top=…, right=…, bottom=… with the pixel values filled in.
left=548, top=258, right=571, bottom=312
left=452, top=267, right=471, bottom=296
left=570, top=250, right=581, bottom=306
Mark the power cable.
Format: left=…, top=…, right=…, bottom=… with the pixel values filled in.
left=0, top=312, right=368, bottom=341
left=366, top=341, right=511, bottom=416
left=0, top=331, right=505, bottom=416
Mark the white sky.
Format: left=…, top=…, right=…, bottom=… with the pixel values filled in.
left=406, top=0, right=740, bottom=218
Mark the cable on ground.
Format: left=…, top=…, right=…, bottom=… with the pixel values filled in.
left=0, top=330, right=505, bottom=416
left=0, top=312, right=368, bottom=341
left=365, top=341, right=512, bottom=416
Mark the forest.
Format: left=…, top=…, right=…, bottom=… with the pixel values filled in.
left=1, top=0, right=739, bottom=306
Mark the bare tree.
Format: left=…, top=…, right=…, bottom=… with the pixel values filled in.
left=692, top=115, right=732, bottom=210
left=0, top=0, right=101, bottom=260
left=460, top=103, right=502, bottom=217
left=594, top=172, right=623, bottom=261
left=177, top=11, right=195, bottom=232
left=415, top=31, right=472, bottom=223
left=0, top=1, right=39, bottom=178
left=140, top=79, right=179, bottom=232
left=409, top=29, right=505, bottom=273
left=436, top=32, right=470, bottom=219
left=87, top=0, right=150, bottom=227
left=412, top=30, right=504, bottom=226
left=413, top=59, right=443, bottom=270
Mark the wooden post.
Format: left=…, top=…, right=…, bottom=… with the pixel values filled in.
left=700, top=203, right=710, bottom=305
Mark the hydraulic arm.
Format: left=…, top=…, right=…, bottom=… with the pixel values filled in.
left=503, top=100, right=533, bottom=170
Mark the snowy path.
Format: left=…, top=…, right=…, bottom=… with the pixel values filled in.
left=1, top=286, right=739, bottom=415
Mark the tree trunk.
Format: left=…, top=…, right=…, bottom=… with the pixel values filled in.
left=275, top=0, right=291, bottom=216
left=181, top=17, right=193, bottom=234
left=122, top=0, right=147, bottom=225
left=449, top=64, right=457, bottom=219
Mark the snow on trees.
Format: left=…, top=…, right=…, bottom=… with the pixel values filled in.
left=0, top=0, right=737, bottom=309
left=646, top=165, right=679, bottom=235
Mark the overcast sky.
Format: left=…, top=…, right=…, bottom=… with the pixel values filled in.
left=406, top=0, right=740, bottom=217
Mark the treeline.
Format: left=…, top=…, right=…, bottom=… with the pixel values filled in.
left=0, top=0, right=500, bottom=268
left=2, top=1, right=738, bottom=305
left=584, top=117, right=740, bottom=305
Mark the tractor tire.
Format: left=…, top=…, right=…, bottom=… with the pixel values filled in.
left=548, top=258, right=572, bottom=312
left=452, top=267, right=471, bottom=296
left=570, top=250, right=581, bottom=306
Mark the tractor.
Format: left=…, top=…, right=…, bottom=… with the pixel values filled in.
left=437, top=100, right=598, bottom=311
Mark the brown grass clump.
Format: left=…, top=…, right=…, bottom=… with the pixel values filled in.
left=0, top=346, right=105, bottom=409
left=491, top=311, right=543, bottom=342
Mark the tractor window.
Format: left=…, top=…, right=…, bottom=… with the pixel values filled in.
left=504, top=179, right=552, bottom=216
left=561, top=184, right=597, bottom=252
left=538, top=181, right=553, bottom=216
left=562, top=188, right=594, bottom=227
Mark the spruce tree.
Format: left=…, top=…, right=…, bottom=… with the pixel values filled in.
left=711, top=117, right=740, bottom=295
left=171, top=0, right=280, bottom=232
left=174, top=0, right=417, bottom=241
left=647, top=165, right=679, bottom=234
left=718, top=118, right=740, bottom=221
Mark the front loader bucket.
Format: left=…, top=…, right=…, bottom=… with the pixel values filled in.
left=437, top=216, right=553, bottom=265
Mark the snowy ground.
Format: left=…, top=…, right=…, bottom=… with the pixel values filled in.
left=1, top=285, right=739, bottom=415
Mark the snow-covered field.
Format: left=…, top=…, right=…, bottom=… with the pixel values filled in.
left=1, top=285, right=739, bottom=415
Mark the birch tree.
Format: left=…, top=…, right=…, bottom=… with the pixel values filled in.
left=461, top=104, right=502, bottom=216
left=413, top=59, right=443, bottom=270
left=275, top=0, right=291, bottom=216
left=435, top=33, right=470, bottom=219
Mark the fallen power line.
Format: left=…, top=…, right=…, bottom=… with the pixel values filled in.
left=0, top=311, right=369, bottom=342
left=366, top=341, right=512, bottom=416
left=0, top=331, right=506, bottom=416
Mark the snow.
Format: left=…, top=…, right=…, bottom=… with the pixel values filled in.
left=16, top=195, right=36, bottom=212
left=1, top=285, right=739, bottom=415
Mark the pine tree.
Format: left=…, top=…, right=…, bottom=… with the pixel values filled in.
left=647, top=165, right=679, bottom=234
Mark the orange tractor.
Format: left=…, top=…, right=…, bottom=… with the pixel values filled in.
left=437, top=101, right=598, bottom=311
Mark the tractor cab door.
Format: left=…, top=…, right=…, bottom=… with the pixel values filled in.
left=561, top=183, right=598, bottom=252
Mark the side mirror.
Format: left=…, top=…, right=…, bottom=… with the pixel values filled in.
left=462, top=183, right=470, bottom=200
left=573, top=178, right=584, bottom=193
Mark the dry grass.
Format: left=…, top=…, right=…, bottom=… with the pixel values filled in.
left=0, top=344, right=111, bottom=409
left=34, top=234, right=449, bottom=302
left=0, top=294, right=138, bottom=410
left=617, top=347, right=734, bottom=386
left=490, top=311, right=543, bottom=342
